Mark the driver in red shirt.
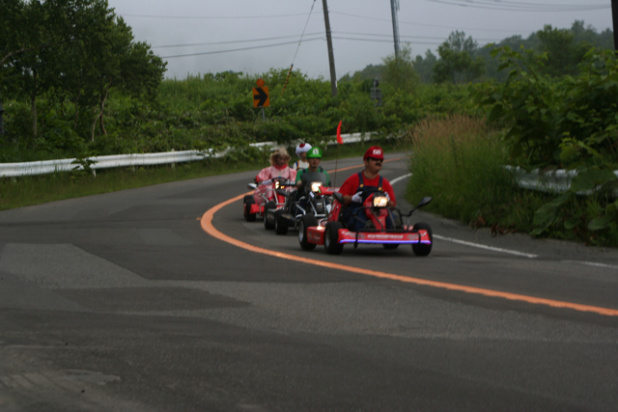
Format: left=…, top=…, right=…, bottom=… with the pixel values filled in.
left=338, top=146, right=396, bottom=230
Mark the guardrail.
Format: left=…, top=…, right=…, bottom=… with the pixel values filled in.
left=507, top=166, right=618, bottom=197
left=0, top=133, right=371, bottom=178
left=2, top=135, right=616, bottom=198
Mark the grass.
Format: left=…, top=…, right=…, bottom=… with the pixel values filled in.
left=404, top=115, right=543, bottom=234
left=403, top=115, right=618, bottom=247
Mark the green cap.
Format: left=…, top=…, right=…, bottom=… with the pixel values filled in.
left=307, top=147, right=322, bottom=159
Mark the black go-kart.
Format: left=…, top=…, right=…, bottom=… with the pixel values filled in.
left=267, top=171, right=336, bottom=235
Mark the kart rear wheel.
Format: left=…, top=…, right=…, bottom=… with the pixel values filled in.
left=263, top=201, right=276, bottom=230
left=324, top=221, right=343, bottom=255
left=243, top=195, right=256, bottom=222
left=412, top=222, right=432, bottom=256
left=275, top=210, right=288, bottom=235
left=298, top=214, right=317, bottom=250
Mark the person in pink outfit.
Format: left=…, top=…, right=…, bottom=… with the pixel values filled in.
left=253, top=148, right=297, bottom=204
left=255, top=148, right=297, bottom=183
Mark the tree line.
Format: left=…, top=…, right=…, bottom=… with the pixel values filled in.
left=344, top=20, right=614, bottom=84
left=0, top=0, right=166, bottom=143
left=0, top=2, right=614, bottom=166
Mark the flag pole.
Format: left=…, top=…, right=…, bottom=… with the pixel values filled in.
left=333, top=120, right=343, bottom=187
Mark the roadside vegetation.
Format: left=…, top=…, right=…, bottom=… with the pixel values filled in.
left=1, top=0, right=616, bottom=246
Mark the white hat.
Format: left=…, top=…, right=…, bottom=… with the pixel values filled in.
left=295, top=143, right=312, bottom=156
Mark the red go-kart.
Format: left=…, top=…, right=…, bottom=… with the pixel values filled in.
left=298, top=190, right=433, bottom=256
left=243, top=177, right=296, bottom=230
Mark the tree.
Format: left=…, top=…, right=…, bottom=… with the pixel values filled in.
left=44, top=0, right=124, bottom=138
left=0, top=0, right=25, bottom=67
left=28, top=0, right=165, bottom=142
left=8, top=0, right=51, bottom=137
left=88, top=18, right=166, bottom=141
left=536, top=25, right=588, bottom=77
left=0, top=0, right=26, bottom=133
left=381, top=45, right=419, bottom=93
left=414, top=50, right=437, bottom=84
left=433, top=31, right=485, bottom=84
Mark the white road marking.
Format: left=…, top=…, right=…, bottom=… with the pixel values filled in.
left=391, top=173, right=539, bottom=258
left=562, top=260, right=618, bottom=270
left=391, top=172, right=617, bottom=268
left=390, top=173, right=412, bottom=185
left=433, top=235, right=538, bottom=258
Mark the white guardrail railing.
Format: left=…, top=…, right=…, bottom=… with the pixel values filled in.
left=507, top=166, right=618, bottom=197
left=1, top=133, right=616, bottom=197
left=0, top=133, right=370, bottom=178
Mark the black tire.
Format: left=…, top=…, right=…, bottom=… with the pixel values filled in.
left=275, top=210, right=289, bottom=235
left=324, top=221, right=344, bottom=255
left=412, top=222, right=432, bottom=256
left=383, top=244, right=399, bottom=250
left=263, top=201, right=276, bottom=230
left=298, top=214, right=317, bottom=250
left=243, top=195, right=256, bottom=222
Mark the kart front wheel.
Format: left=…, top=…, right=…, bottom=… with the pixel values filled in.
left=324, top=221, right=344, bottom=255
left=243, top=195, right=256, bottom=222
left=275, top=210, right=288, bottom=235
left=298, top=214, right=317, bottom=250
left=412, top=222, right=432, bottom=256
left=263, top=201, right=276, bottom=230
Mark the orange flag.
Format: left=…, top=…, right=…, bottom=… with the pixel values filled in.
left=336, top=120, right=343, bottom=144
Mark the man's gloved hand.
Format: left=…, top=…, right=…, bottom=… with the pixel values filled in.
left=351, top=191, right=363, bottom=203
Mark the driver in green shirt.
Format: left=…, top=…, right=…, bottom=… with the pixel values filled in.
left=295, top=146, right=330, bottom=188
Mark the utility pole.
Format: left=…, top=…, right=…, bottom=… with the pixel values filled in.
left=390, top=0, right=401, bottom=60
left=322, top=0, right=337, bottom=96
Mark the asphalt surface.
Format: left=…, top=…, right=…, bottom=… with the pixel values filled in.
left=1, top=154, right=617, bottom=411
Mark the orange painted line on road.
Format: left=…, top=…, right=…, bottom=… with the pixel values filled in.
left=200, top=163, right=618, bottom=317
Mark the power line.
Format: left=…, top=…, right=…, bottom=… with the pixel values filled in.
left=152, top=33, right=324, bottom=49
left=425, top=0, right=609, bottom=12
left=117, top=12, right=311, bottom=20
left=158, top=36, right=457, bottom=60
left=330, top=10, right=597, bottom=35
left=155, top=30, right=501, bottom=52
left=290, top=0, right=318, bottom=65
left=159, top=37, right=323, bottom=59
left=156, top=29, right=512, bottom=60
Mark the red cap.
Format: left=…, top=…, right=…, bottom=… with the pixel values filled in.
left=364, top=146, right=384, bottom=160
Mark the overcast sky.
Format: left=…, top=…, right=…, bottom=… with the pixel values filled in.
left=106, top=0, right=614, bottom=80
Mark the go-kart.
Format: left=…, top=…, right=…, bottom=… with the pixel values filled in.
left=243, top=177, right=296, bottom=230
left=270, top=175, right=337, bottom=235
left=298, top=190, right=433, bottom=256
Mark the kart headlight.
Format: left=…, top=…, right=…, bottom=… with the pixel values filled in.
left=372, top=195, right=389, bottom=208
left=275, top=180, right=281, bottom=189
left=310, top=181, right=322, bottom=193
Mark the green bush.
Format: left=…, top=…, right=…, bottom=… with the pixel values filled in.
left=475, top=47, right=618, bottom=245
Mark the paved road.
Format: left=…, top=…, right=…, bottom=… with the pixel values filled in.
left=1, top=154, right=617, bottom=411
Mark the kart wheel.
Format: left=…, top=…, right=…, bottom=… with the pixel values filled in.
left=263, top=201, right=276, bottom=230
left=324, top=221, right=343, bottom=255
left=412, top=222, right=432, bottom=257
left=383, top=244, right=399, bottom=250
left=298, top=214, right=317, bottom=250
left=275, top=210, right=288, bottom=235
left=243, top=195, right=256, bottom=222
